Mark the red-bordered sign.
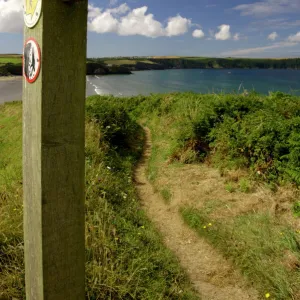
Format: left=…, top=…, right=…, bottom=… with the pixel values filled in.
left=23, top=38, right=41, bottom=84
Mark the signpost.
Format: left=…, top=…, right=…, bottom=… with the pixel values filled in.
left=23, top=1, right=88, bottom=299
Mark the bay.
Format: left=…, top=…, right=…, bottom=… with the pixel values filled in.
left=2, top=69, right=300, bottom=104
left=87, top=69, right=300, bottom=96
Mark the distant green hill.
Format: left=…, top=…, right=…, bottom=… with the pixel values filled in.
left=2, top=55, right=300, bottom=77
left=90, top=56, right=300, bottom=70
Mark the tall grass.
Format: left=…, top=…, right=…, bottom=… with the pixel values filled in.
left=121, top=91, right=300, bottom=186
left=0, top=102, right=24, bottom=298
left=181, top=207, right=300, bottom=300
left=0, top=58, right=22, bottom=64
left=93, top=91, right=300, bottom=300
left=0, top=100, right=198, bottom=299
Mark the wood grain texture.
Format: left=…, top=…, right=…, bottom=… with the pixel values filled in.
left=23, top=1, right=88, bottom=299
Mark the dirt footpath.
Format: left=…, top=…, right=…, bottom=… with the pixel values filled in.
left=134, top=127, right=259, bottom=300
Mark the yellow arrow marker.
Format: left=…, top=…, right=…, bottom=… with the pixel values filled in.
left=25, top=0, right=39, bottom=17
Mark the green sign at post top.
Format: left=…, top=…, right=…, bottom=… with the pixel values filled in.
left=23, top=0, right=42, bottom=28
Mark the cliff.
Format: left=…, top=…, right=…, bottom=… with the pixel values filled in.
left=0, top=62, right=132, bottom=77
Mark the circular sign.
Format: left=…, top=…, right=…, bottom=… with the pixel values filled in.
left=23, top=0, right=42, bottom=28
left=23, top=38, right=41, bottom=83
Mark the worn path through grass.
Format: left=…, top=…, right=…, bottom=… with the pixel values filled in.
left=134, top=127, right=259, bottom=300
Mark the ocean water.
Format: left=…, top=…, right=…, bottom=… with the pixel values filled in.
left=2, top=69, right=300, bottom=104
left=86, top=69, right=300, bottom=97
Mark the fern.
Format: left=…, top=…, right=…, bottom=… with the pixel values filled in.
left=285, top=168, right=300, bottom=185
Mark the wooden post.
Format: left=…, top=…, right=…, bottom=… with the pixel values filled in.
left=23, top=1, right=88, bottom=299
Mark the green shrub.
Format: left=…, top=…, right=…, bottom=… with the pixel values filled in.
left=292, top=201, right=300, bottom=217
left=86, top=96, right=142, bottom=155
left=86, top=92, right=300, bottom=185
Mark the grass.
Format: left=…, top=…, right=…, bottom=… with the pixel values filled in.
left=2, top=91, right=300, bottom=299
left=293, top=201, right=300, bottom=218
left=0, top=56, right=22, bottom=64
left=104, top=59, right=137, bottom=65
left=104, top=59, right=157, bottom=66
left=181, top=207, right=300, bottom=300
left=0, top=102, right=23, bottom=299
left=92, top=92, right=300, bottom=300
left=239, top=178, right=252, bottom=193
left=103, top=91, right=300, bottom=300
left=0, top=100, right=198, bottom=299
left=225, top=182, right=235, bottom=193
left=160, top=187, right=172, bottom=204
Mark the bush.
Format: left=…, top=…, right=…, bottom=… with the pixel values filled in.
left=86, top=96, right=141, bottom=153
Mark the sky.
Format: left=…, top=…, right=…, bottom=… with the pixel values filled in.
left=1, top=0, right=300, bottom=58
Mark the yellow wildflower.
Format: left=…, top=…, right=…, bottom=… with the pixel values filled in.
left=208, top=223, right=212, bottom=226
left=203, top=225, right=207, bottom=229
left=265, top=293, right=270, bottom=298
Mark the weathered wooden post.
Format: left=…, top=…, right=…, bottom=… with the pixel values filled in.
left=23, top=1, right=88, bottom=299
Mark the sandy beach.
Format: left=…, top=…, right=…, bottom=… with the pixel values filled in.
left=0, top=76, right=98, bottom=104
left=0, top=76, right=23, bottom=104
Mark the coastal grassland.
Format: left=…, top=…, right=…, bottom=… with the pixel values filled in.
left=104, top=59, right=138, bottom=65
left=181, top=207, right=300, bottom=300
left=104, top=59, right=157, bottom=66
left=0, top=55, right=22, bottom=64
left=0, top=100, right=198, bottom=299
left=0, top=102, right=24, bottom=299
left=93, top=56, right=300, bottom=69
left=103, top=91, right=300, bottom=300
left=128, top=91, right=300, bottom=186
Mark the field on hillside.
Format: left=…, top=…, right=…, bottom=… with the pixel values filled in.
left=0, top=101, right=198, bottom=299
left=88, top=92, right=300, bottom=299
left=133, top=92, right=300, bottom=300
left=0, top=55, right=22, bottom=64
left=104, top=59, right=157, bottom=65
left=89, top=56, right=300, bottom=70
left=1, top=92, right=300, bottom=299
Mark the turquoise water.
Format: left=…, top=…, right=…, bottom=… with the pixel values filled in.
left=86, top=69, right=300, bottom=97
left=1, top=69, right=300, bottom=104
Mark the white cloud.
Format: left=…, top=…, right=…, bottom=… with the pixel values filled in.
left=0, top=0, right=23, bottom=33
left=222, top=41, right=298, bottom=57
left=192, top=29, right=205, bottom=39
left=88, top=4, right=102, bottom=18
left=88, top=4, right=192, bottom=38
left=88, top=3, right=130, bottom=35
left=215, top=24, right=231, bottom=40
left=268, top=32, right=278, bottom=40
left=233, top=33, right=240, bottom=41
left=107, top=3, right=130, bottom=15
left=250, top=18, right=300, bottom=30
left=287, top=32, right=300, bottom=43
left=88, top=5, right=119, bottom=34
left=233, top=0, right=300, bottom=17
left=165, top=15, right=191, bottom=37
left=0, top=0, right=192, bottom=38
left=118, top=6, right=165, bottom=37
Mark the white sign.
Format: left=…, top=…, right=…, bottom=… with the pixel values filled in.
left=23, top=0, right=42, bottom=28
left=23, top=38, right=41, bottom=83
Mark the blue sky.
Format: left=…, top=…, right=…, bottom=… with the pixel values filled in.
left=1, top=0, right=300, bottom=58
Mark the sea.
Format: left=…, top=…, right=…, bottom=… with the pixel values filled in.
left=1, top=69, right=300, bottom=103
left=88, top=69, right=300, bottom=96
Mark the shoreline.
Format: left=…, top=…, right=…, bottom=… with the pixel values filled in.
left=0, top=76, right=22, bottom=81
